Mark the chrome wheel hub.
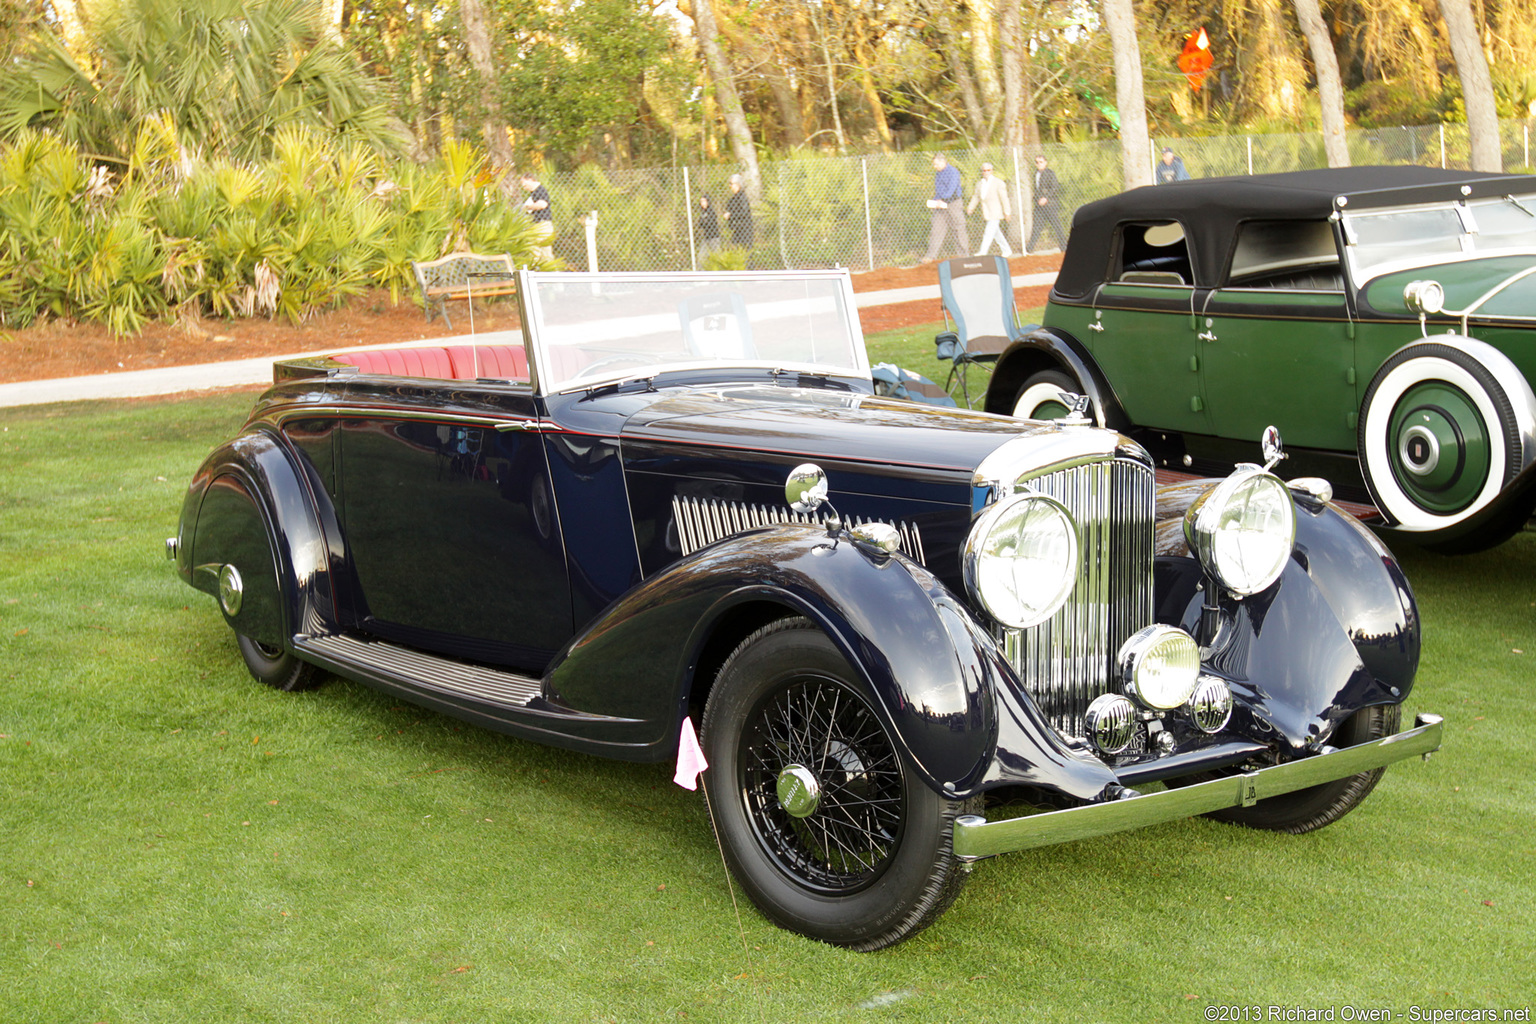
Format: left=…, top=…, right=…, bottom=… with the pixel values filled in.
left=776, top=764, right=821, bottom=818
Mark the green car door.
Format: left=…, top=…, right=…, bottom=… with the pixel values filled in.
left=1197, top=288, right=1358, bottom=451
left=1059, top=283, right=1213, bottom=436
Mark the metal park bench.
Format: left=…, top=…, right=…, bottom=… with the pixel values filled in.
left=411, top=252, right=518, bottom=328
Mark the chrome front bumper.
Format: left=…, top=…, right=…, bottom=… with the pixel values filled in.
left=952, top=712, right=1443, bottom=861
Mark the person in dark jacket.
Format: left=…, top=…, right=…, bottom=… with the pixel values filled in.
left=1156, top=146, right=1191, bottom=184
left=696, top=194, right=721, bottom=257
left=723, top=174, right=753, bottom=247
left=1026, top=155, right=1066, bottom=253
left=519, top=172, right=554, bottom=261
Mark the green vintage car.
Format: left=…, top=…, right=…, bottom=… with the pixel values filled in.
left=984, top=166, right=1536, bottom=551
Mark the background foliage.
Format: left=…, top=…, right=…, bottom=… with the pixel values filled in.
left=1, top=0, right=1534, bottom=334
left=0, top=0, right=408, bottom=165
left=5, top=0, right=1535, bottom=170
left=0, top=127, right=541, bottom=333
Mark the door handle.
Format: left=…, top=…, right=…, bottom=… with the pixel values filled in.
left=494, top=420, right=557, bottom=432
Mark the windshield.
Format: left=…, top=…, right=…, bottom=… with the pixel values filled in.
left=1344, top=192, right=1536, bottom=282
left=522, top=271, right=868, bottom=394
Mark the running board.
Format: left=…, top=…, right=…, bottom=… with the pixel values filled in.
left=296, top=633, right=542, bottom=708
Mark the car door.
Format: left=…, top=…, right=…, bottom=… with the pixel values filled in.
left=1197, top=289, right=1357, bottom=451
left=1078, top=220, right=1212, bottom=436
left=334, top=381, right=574, bottom=674
left=1196, top=220, right=1358, bottom=452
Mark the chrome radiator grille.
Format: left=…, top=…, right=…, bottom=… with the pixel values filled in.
left=1003, top=457, right=1155, bottom=741
left=671, top=495, right=926, bottom=564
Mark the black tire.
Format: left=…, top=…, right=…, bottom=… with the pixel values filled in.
left=701, top=617, right=976, bottom=950
left=1357, top=342, right=1525, bottom=536
left=235, top=633, right=322, bottom=692
left=1198, top=704, right=1401, bottom=834
left=1012, top=368, right=1087, bottom=422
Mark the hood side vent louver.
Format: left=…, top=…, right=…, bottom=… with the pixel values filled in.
left=671, top=495, right=926, bottom=565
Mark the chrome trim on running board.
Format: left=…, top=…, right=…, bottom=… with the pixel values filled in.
left=952, top=713, right=1443, bottom=861
left=296, top=634, right=542, bottom=707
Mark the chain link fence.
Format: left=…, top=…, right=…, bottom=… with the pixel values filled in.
left=543, top=118, right=1536, bottom=274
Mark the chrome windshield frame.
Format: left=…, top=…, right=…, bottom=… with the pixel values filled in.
left=515, top=269, right=870, bottom=396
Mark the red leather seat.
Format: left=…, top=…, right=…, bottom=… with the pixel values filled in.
left=331, top=345, right=528, bottom=382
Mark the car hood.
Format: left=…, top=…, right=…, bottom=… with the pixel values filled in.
left=617, top=384, right=1042, bottom=481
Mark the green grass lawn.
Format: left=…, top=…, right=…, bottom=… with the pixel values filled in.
left=1, top=383, right=1532, bottom=1022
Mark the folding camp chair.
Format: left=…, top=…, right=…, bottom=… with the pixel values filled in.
left=934, top=255, right=1026, bottom=407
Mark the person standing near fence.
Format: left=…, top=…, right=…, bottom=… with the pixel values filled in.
left=696, top=194, right=721, bottom=258
left=1156, top=146, right=1191, bottom=183
left=920, top=154, right=969, bottom=263
left=1027, top=155, right=1066, bottom=253
left=520, top=172, right=555, bottom=261
left=967, top=162, right=1013, bottom=257
left=723, top=174, right=754, bottom=248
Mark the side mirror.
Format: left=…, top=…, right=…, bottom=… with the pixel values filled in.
left=1261, top=426, right=1287, bottom=472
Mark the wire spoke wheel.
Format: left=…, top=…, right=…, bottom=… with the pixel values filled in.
left=702, top=617, right=976, bottom=950
left=740, top=675, right=905, bottom=893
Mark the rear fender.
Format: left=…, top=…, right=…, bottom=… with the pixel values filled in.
left=984, top=326, right=1129, bottom=430
left=177, top=430, right=330, bottom=648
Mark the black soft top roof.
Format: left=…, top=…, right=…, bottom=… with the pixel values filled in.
left=1056, top=166, right=1536, bottom=297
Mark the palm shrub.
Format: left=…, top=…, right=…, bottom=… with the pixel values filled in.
left=0, top=131, right=167, bottom=333
left=0, top=0, right=407, bottom=164
left=0, top=124, right=543, bottom=332
left=372, top=139, right=547, bottom=304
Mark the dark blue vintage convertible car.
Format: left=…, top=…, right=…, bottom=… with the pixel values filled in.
left=170, top=270, right=1442, bottom=950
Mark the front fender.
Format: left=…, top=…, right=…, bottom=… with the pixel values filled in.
left=983, top=326, right=1129, bottom=430
left=1154, top=485, right=1419, bottom=753
left=545, top=524, right=1118, bottom=800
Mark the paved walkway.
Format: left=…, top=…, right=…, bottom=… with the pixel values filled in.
left=0, top=272, right=1056, bottom=409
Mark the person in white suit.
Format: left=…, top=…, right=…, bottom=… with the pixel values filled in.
left=967, top=162, right=1013, bottom=257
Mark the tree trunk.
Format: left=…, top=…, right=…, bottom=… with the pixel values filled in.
left=1293, top=0, right=1350, bottom=166
left=935, top=4, right=986, bottom=144
left=460, top=0, right=514, bottom=169
left=969, top=0, right=1003, bottom=131
left=707, top=0, right=806, bottom=150
left=812, top=5, right=848, bottom=151
left=852, top=25, right=894, bottom=152
left=1101, top=0, right=1152, bottom=188
left=690, top=0, right=762, bottom=197
left=1000, top=0, right=1024, bottom=146
left=1437, top=0, right=1502, bottom=171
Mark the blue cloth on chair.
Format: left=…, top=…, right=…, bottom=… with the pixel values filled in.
left=871, top=363, right=958, bottom=406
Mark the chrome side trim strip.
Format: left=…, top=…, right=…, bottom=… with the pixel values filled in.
left=952, top=713, right=1443, bottom=861
left=265, top=405, right=544, bottom=432
left=670, top=495, right=925, bottom=565
left=296, top=634, right=541, bottom=707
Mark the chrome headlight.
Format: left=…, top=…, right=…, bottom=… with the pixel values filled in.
left=1182, top=469, right=1296, bottom=596
left=963, top=492, right=1079, bottom=629
left=1118, top=624, right=1200, bottom=710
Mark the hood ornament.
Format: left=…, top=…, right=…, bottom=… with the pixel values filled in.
left=1055, top=391, right=1093, bottom=429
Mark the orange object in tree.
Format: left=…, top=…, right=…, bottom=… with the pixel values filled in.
left=1178, top=27, right=1213, bottom=92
